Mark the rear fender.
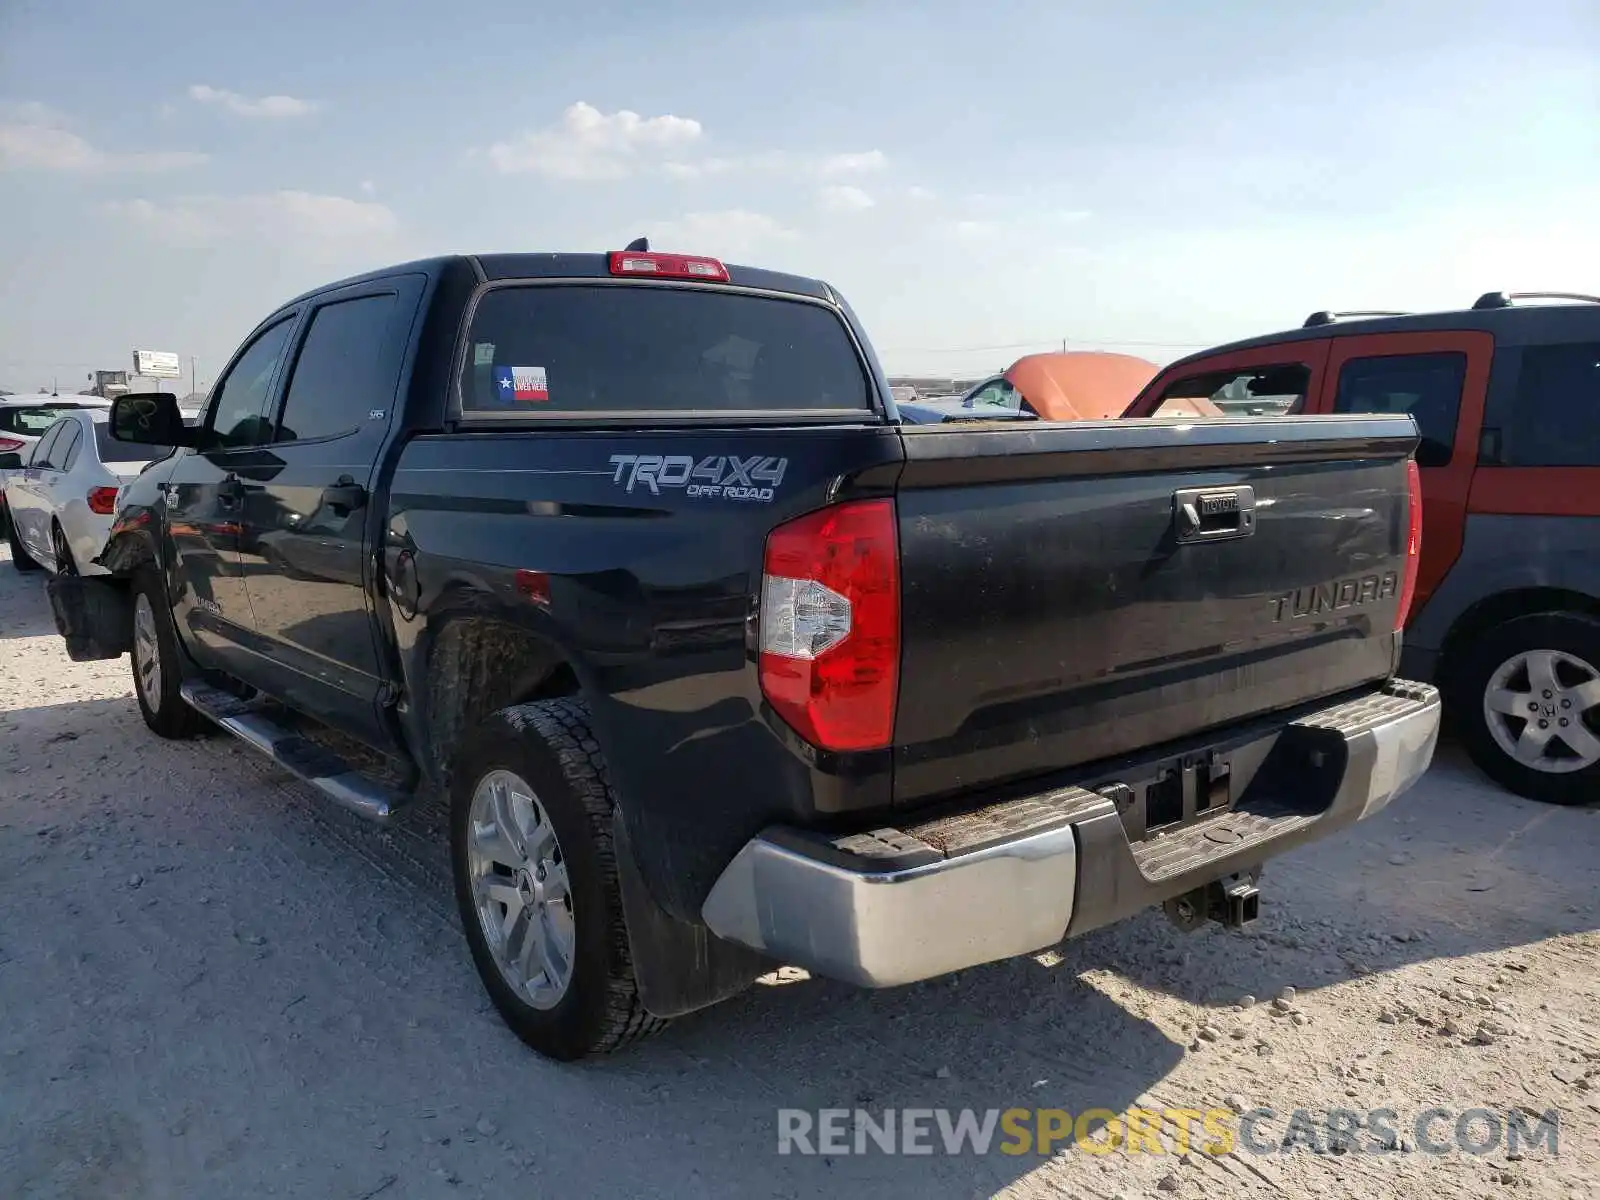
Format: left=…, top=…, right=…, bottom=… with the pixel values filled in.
left=95, top=526, right=161, bottom=576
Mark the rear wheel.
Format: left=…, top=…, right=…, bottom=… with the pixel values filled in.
left=450, top=698, right=665, bottom=1060
left=130, top=568, right=205, bottom=739
left=51, top=522, right=77, bottom=576
left=1456, top=612, right=1600, bottom=805
left=6, top=512, right=39, bottom=572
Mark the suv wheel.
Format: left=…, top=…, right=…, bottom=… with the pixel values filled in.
left=130, top=568, right=206, bottom=739
left=1457, top=612, right=1600, bottom=805
left=450, top=698, right=666, bottom=1060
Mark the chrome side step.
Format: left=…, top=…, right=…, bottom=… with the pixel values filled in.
left=179, top=682, right=413, bottom=823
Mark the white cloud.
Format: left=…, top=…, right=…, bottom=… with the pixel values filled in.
left=950, top=219, right=1000, bottom=239
left=488, top=101, right=703, bottom=180
left=670, top=149, right=890, bottom=183
left=188, top=84, right=319, bottom=119
left=108, top=190, right=400, bottom=252
left=647, top=210, right=796, bottom=259
left=907, top=185, right=936, bottom=200
left=359, top=179, right=376, bottom=195
left=484, top=105, right=888, bottom=187
left=820, top=150, right=887, bottom=175
left=0, top=102, right=205, bottom=173
left=818, top=184, right=875, bottom=212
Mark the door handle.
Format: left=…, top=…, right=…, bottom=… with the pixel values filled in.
left=321, top=482, right=367, bottom=513
left=1173, top=485, right=1257, bottom=544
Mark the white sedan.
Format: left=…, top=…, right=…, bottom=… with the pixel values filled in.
left=0, top=394, right=111, bottom=532
left=4, top=409, right=174, bottom=575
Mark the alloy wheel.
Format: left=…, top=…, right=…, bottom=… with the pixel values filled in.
left=466, top=769, right=576, bottom=1010
left=133, top=592, right=163, bottom=710
left=1483, top=648, right=1600, bottom=774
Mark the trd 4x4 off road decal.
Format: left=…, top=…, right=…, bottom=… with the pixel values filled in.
left=608, top=454, right=788, bottom=502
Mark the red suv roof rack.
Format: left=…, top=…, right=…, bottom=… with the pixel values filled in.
left=1471, top=291, right=1600, bottom=310
left=1301, top=310, right=1408, bottom=328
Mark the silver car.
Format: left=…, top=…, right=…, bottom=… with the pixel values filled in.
left=4, top=409, right=173, bottom=575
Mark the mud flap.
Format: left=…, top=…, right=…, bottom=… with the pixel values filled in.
left=612, top=809, right=774, bottom=1019
left=46, top=574, right=133, bottom=661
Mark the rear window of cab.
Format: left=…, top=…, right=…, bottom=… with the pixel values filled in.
left=459, top=285, right=872, bottom=417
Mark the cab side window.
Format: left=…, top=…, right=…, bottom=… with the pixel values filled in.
left=1150, top=364, right=1310, bottom=418
left=1331, top=352, right=1466, bottom=467
left=206, top=318, right=297, bottom=450
left=1505, top=342, right=1600, bottom=467
left=274, top=294, right=399, bottom=443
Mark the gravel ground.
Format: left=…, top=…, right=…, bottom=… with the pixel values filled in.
left=1, top=547, right=1597, bottom=1200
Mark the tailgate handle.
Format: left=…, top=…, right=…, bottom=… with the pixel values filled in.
left=1174, top=485, right=1256, bottom=543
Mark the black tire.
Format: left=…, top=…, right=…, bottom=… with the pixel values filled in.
left=450, top=698, right=666, bottom=1060
left=130, top=567, right=206, bottom=739
left=51, top=521, right=77, bottom=576
left=6, top=512, right=40, bottom=572
left=1454, top=612, right=1600, bottom=806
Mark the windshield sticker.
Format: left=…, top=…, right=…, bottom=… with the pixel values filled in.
left=492, top=365, right=550, bottom=403
left=609, top=454, right=788, bottom=503
left=472, top=342, right=496, bottom=366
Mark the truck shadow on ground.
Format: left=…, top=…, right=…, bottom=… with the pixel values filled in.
left=4, top=683, right=1597, bottom=1199
left=0, top=591, right=63, bottom=640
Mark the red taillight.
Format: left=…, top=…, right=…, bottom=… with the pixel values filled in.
left=1395, top=458, right=1423, bottom=631
left=88, top=486, right=119, bottom=515
left=759, top=499, right=900, bottom=752
left=514, top=568, right=551, bottom=607
left=0, top=437, right=23, bottom=453
left=608, top=250, right=729, bottom=283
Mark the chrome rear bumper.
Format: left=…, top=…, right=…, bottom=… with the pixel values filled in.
left=702, top=682, right=1440, bottom=988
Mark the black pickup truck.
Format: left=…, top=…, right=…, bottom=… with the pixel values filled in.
left=49, top=248, right=1440, bottom=1060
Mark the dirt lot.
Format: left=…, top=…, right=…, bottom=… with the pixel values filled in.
left=1, top=550, right=1597, bottom=1200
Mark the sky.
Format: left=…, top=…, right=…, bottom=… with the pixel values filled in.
left=1, top=0, right=1597, bottom=392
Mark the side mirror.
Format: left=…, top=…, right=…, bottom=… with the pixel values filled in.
left=0, top=451, right=20, bottom=470
left=109, top=392, right=196, bottom=448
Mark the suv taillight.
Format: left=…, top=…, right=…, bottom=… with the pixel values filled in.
left=1395, top=459, right=1423, bottom=631
left=759, top=499, right=900, bottom=752
left=0, top=437, right=23, bottom=453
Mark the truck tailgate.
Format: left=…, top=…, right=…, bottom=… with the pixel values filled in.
left=891, top=415, right=1418, bottom=804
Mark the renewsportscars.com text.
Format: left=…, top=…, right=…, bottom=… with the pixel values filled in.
left=776, top=1106, right=1561, bottom=1158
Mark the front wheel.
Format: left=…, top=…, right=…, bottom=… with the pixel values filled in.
left=1457, top=612, right=1600, bottom=805
left=450, top=698, right=665, bottom=1060
left=130, top=568, right=206, bottom=739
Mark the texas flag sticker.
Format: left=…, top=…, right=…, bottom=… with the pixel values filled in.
left=492, top=365, right=550, bottom=403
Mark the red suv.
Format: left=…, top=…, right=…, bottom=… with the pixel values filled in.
left=1124, top=293, right=1600, bottom=805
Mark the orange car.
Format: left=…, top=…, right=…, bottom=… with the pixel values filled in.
left=957, top=351, right=1164, bottom=420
